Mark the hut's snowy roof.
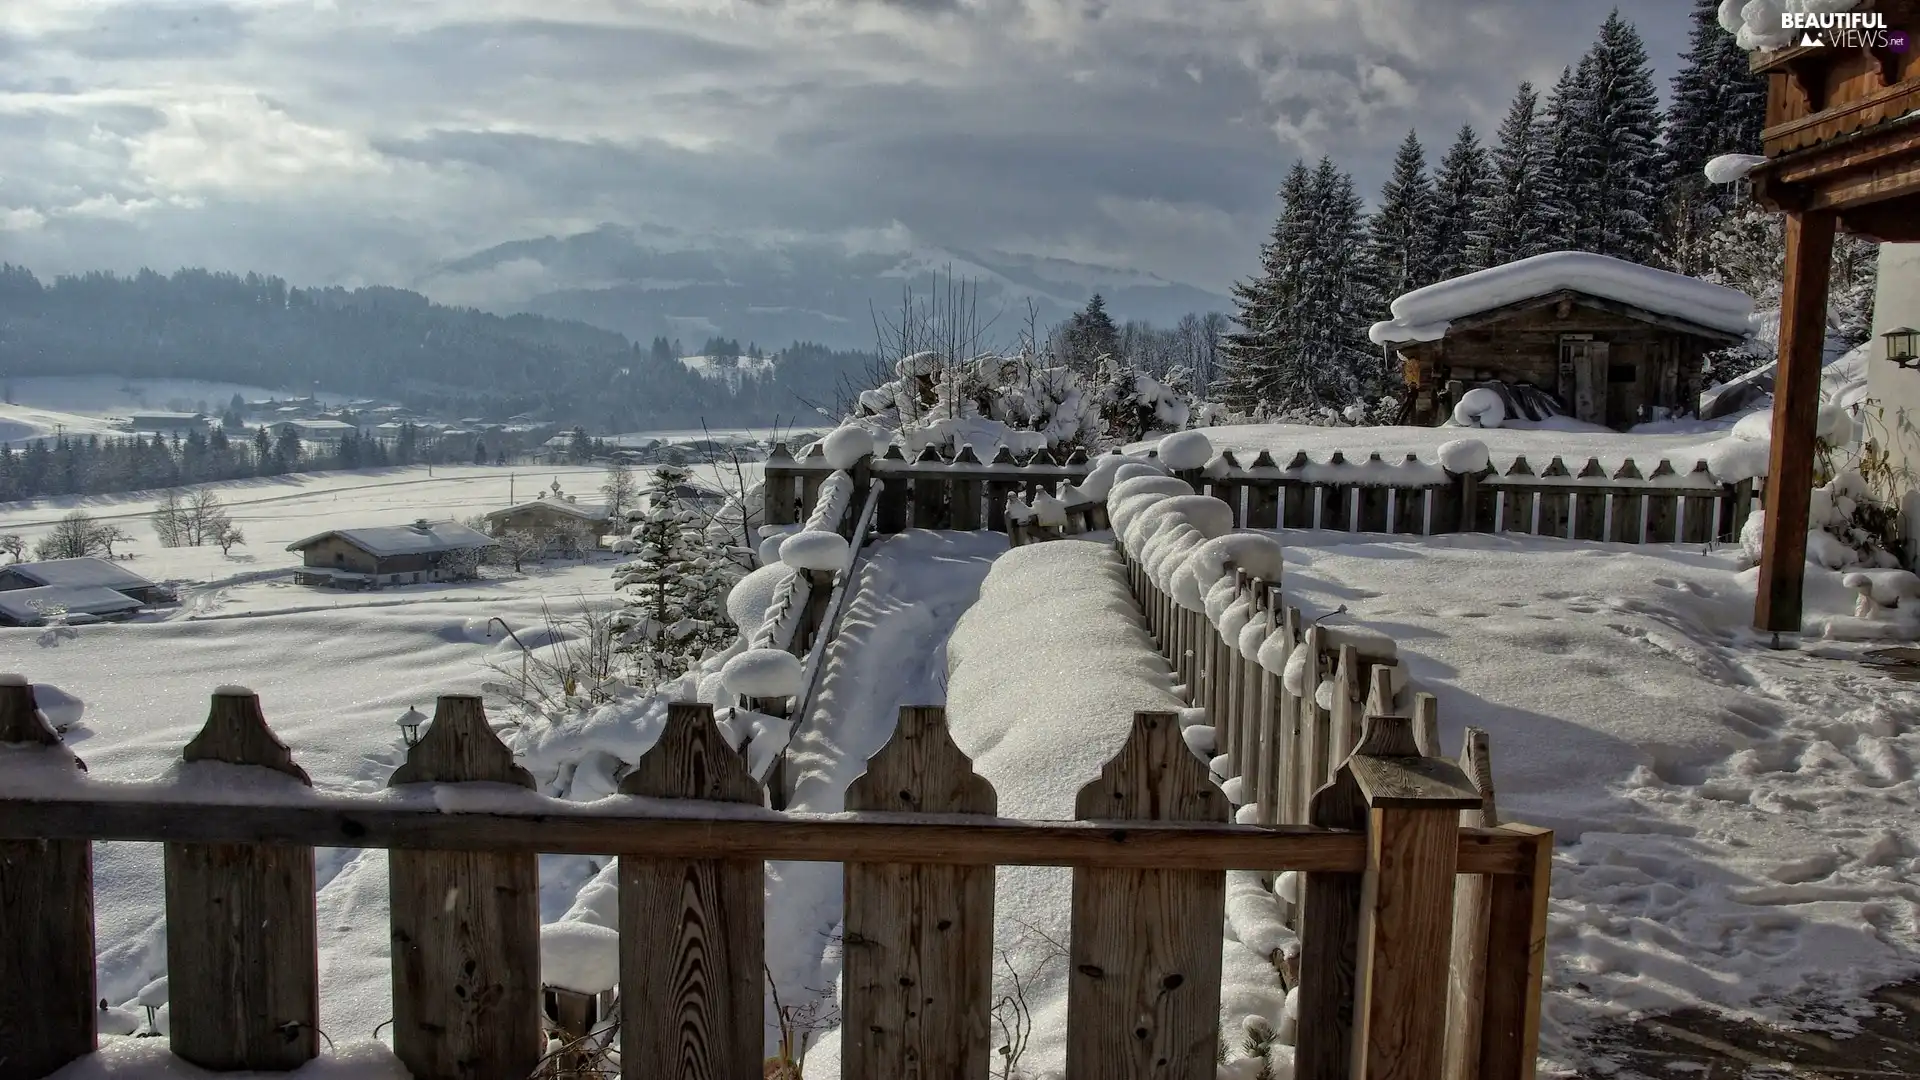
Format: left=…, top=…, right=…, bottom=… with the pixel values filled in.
left=0, top=557, right=157, bottom=592
left=0, top=585, right=146, bottom=623
left=1368, top=251, right=1755, bottom=346
left=286, top=521, right=496, bottom=557
left=484, top=498, right=609, bottom=522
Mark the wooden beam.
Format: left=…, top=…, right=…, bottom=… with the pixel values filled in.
left=1755, top=209, right=1837, bottom=633
left=0, top=794, right=1535, bottom=874
left=1839, top=197, right=1920, bottom=242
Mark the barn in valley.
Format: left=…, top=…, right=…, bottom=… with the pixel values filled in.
left=286, top=520, right=495, bottom=589
left=483, top=489, right=614, bottom=547
left=1370, top=252, right=1754, bottom=430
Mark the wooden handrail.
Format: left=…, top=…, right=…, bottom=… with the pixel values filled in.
left=0, top=792, right=1530, bottom=873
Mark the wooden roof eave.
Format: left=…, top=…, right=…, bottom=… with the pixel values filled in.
left=1389, top=290, right=1746, bottom=348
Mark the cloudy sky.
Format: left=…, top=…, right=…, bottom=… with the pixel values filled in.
left=1, top=0, right=1695, bottom=297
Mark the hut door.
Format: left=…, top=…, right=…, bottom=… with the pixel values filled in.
left=1559, top=338, right=1608, bottom=424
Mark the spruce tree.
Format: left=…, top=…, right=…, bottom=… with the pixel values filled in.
left=1537, top=64, right=1590, bottom=252
left=1431, top=125, right=1493, bottom=281
left=1475, top=82, right=1551, bottom=266
left=611, top=466, right=739, bottom=687
left=1663, top=0, right=1769, bottom=273
left=1220, top=162, right=1314, bottom=415
left=1568, top=12, right=1666, bottom=262
left=1367, top=131, right=1439, bottom=301
left=1293, top=159, right=1384, bottom=417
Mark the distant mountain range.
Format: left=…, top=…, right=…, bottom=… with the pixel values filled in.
left=416, top=225, right=1232, bottom=351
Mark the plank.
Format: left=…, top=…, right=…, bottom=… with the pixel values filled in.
left=913, top=445, right=948, bottom=528
left=0, top=794, right=1537, bottom=876
left=1330, top=645, right=1365, bottom=770
left=950, top=447, right=984, bottom=531
left=1443, top=730, right=1498, bottom=1080
left=620, top=702, right=766, bottom=1080
left=1294, top=766, right=1369, bottom=1080
left=1067, top=711, right=1230, bottom=1080
left=1476, top=826, right=1553, bottom=1080
left=0, top=678, right=94, bottom=1080
left=843, top=707, right=998, bottom=1079
left=1757, top=209, right=1836, bottom=632
left=388, top=695, right=541, bottom=1080
left=877, top=445, right=911, bottom=534
left=164, top=688, right=318, bottom=1071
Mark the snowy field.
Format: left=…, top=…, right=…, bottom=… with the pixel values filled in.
left=0, top=375, right=357, bottom=443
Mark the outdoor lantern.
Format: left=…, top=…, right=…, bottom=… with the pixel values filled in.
left=397, top=705, right=427, bottom=747
left=1883, top=326, right=1920, bottom=370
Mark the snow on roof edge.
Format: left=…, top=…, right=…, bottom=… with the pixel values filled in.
left=1370, top=252, right=1755, bottom=346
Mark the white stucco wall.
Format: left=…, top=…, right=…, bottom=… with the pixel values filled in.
left=1869, top=243, right=1920, bottom=567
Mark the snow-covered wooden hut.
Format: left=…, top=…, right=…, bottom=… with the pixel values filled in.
left=1370, top=252, right=1754, bottom=430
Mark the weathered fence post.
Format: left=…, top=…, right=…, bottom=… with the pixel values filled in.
left=0, top=676, right=94, bottom=1080
left=843, top=707, right=997, bottom=1078
left=877, top=445, right=910, bottom=534
left=1443, top=728, right=1496, bottom=1080
left=986, top=446, right=1019, bottom=533
left=164, top=688, right=319, bottom=1071
left=913, top=445, right=948, bottom=528
left=799, top=441, right=829, bottom=522
left=764, top=444, right=798, bottom=527
left=1345, top=716, right=1482, bottom=1080
left=620, top=702, right=766, bottom=1080
left=950, top=445, right=984, bottom=530
left=388, top=695, right=542, bottom=1080
left=1066, top=711, right=1229, bottom=1080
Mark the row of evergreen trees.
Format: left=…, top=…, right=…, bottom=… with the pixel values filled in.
left=1221, top=4, right=1770, bottom=420
left=0, top=423, right=455, bottom=503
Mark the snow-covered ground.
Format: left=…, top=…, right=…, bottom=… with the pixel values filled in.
left=1276, top=531, right=1920, bottom=1068
left=0, top=376, right=358, bottom=441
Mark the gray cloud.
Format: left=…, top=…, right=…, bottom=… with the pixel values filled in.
left=1, top=0, right=1694, bottom=300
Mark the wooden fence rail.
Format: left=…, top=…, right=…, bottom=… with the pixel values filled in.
left=1112, top=509, right=1552, bottom=1080
left=0, top=678, right=1546, bottom=1080
left=766, top=442, right=1761, bottom=545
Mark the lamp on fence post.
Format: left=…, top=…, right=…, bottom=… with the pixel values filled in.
left=1883, top=326, right=1919, bottom=370
left=397, top=705, right=426, bottom=747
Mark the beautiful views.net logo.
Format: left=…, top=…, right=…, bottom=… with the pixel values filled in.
left=1779, top=9, right=1909, bottom=50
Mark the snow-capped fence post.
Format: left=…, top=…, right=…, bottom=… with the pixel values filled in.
left=1498, top=458, right=1534, bottom=535
left=1455, top=466, right=1480, bottom=533
left=1643, top=460, right=1680, bottom=541
left=841, top=706, right=997, bottom=1078
left=1212, top=450, right=1245, bottom=526
left=1329, top=645, right=1366, bottom=769
left=949, top=445, right=984, bottom=530
left=985, top=446, right=1020, bottom=533
left=912, top=445, right=948, bottom=528
left=1282, top=452, right=1315, bottom=530
left=876, top=445, right=910, bottom=534
left=764, top=443, right=798, bottom=527
left=1610, top=460, right=1647, bottom=544
left=0, top=677, right=94, bottom=1080
left=798, top=441, right=829, bottom=522
left=1573, top=459, right=1610, bottom=542
left=1065, top=710, right=1228, bottom=1079
left=1295, top=625, right=1332, bottom=828
left=1340, top=716, right=1483, bottom=1080
left=617, top=702, right=766, bottom=1080
left=1728, top=477, right=1758, bottom=542
left=1536, top=458, right=1573, bottom=539
left=386, top=695, right=542, bottom=1080
left=1247, top=451, right=1282, bottom=531
left=162, top=688, right=319, bottom=1071
left=1358, top=456, right=1391, bottom=533
left=1683, top=461, right=1719, bottom=544
left=1255, top=604, right=1296, bottom=830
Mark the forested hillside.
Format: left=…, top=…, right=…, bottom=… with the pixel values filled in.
left=0, top=265, right=872, bottom=430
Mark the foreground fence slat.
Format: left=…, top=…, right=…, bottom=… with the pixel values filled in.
left=843, top=706, right=997, bottom=1079
left=620, top=702, right=767, bottom=1080
left=0, top=680, right=94, bottom=1080
left=1067, top=711, right=1230, bottom=1080
left=1472, top=825, right=1553, bottom=1080
left=388, top=695, right=541, bottom=1080
left=163, top=689, right=319, bottom=1071
left=1443, top=730, right=1497, bottom=1080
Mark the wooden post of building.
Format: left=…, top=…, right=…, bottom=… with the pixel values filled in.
left=164, top=688, right=319, bottom=1071
left=1066, top=711, right=1229, bottom=1080
left=1756, top=209, right=1837, bottom=633
left=1344, top=716, right=1483, bottom=1080
left=388, top=695, right=542, bottom=1080
left=843, top=707, right=998, bottom=1078
left=0, top=676, right=94, bottom=1080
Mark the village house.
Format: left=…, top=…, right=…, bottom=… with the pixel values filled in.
left=0, top=557, right=173, bottom=626
left=1370, top=252, right=1753, bottom=430
left=123, top=412, right=208, bottom=434
left=286, top=520, right=496, bottom=589
left=0, top=557, right=172, bottom=604
left=272, top=419, right=360, bottom=443
left=483, top=484, right=615, bottom=548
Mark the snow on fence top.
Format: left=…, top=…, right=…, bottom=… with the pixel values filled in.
left=1368, top=251, right=1756, bottom=345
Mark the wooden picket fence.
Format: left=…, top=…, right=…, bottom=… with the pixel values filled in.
left=765, top=441, right=1762, bottom=545
left=1113, top=531, right=1551, bottom=1080
left=0, top=677, right=1547, bottom=1080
